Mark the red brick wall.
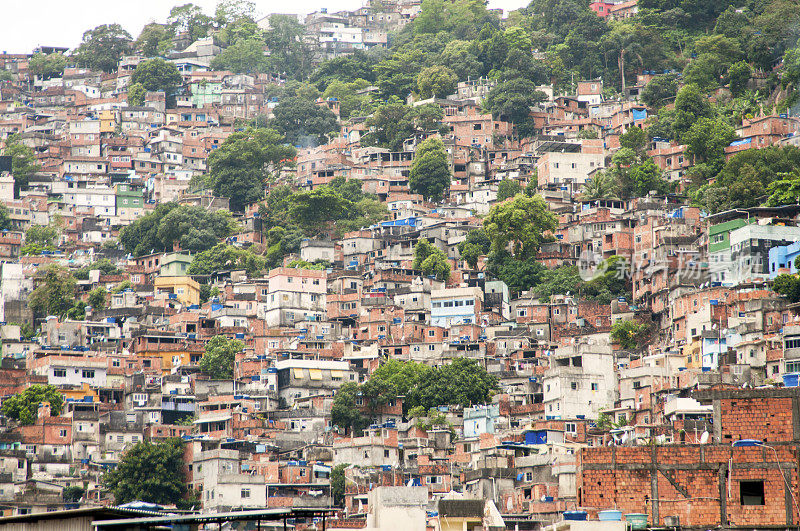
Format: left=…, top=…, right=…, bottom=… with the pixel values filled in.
left=580, top=444, right=800, bottom=527
left=719, top=397, right=794, bottom=443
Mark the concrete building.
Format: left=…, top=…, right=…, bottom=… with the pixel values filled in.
left=431, top=287, right=483, bottom=327
left=264, top=267, right=327, bottom=327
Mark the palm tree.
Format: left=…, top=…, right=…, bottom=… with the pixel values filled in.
left=580, top=172, right=620, bottom=201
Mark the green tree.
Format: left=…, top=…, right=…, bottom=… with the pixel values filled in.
left=311, top=51, right=376, bottom=90
left=0, top=204, right=12, bottom=232
left=764, top=171, right=800, bottom=207
left=641, top=74, right=678, bottom=109
left=485, top=251, right=547, bottom=293
left=119, top=203, right=236, bottom=256
left=699, top=146, right=800, bottom=212
left=412, top=239, right=450, bottom=281
left=25, top=225, right=57, bottom=247
left=73, top=24, right=133, bottom=73
left=1, top=384, right=63, bottom=425
left=28, top=265, right=76, bottom=319
left=271, top=97, right=338, bottom=147
left=727, top=61, right=752, bottom=96
left=673, top=83, right=713, bottom=138
left=199, top=335, right=244, bottom=379
left=331, top=464, right=348, bottom=507
left=580, top=172, right=619, bottom=201
left=362, top=103, right=446, bottom=152
left=210, top=38, right=268, bottom=73
left=131, top=59, right=183, bottom=101
left=619, top=126, right=647, bottom=152
left=416, top=65, right=458, bottom=99
left=774, top=274, right=800, bottom=302
left=88, top=287, right=107, bottom=311
left=28, top=53, right=67, bottom=80
left=263, top=14, right=313, bottom=79
left=496, top=180, right=522, bottom=201
left=351, top=357, right=498, bottom=416
left=188, top=244, right=266, bottom=276
left=409, top=137, right=451, bottom=201
left=331, top=383, right=370, bottom=436
left=207, top=128, right=296, bottom=211
left=127, top=83, right=146, bottom=106
left=63, top=486, right=85, bottom=503
left=611, top=320, right=650, bottom=350
left=484, top=194, right=557, bottom=260
left=485, top=79, right=546, bottom=137
left=102, top=439, right=187, bottom=505
left=375, top=49, right=425, bottom=99
left=134, top=23, right=174, bottom=57
left=683, top=117, right=736, bottom=167
left=74, top=259, right=122, bottom=280
left=425, top=358, right=498, bottom=409
left=287, top=187, right=360, bottom=235
left=603, top=22, right=645, bottom=92
left=457, top=228, right=491, bottom=269
left=322, top=79, right=372, bottom=119
left=167, top=3, right=212, bottom=44
left=3, top=135, right=39, bottom=197
left=439, top=40, right=484, bottom=81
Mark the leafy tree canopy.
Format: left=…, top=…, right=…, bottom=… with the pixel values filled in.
left=28, top=53, right=67, bottom=80
left=119, top=203, right=236, bottom=256
left=102, top=439, right=187, bottom=505
left=207, top=128, right=296, bottom=211
left=131, top=58, right=183, bottom=98
left=72, top=24, right=133, bottom=73
left=409, top=137, right=451, bottom=201
left=271, top=97, right=339, bottom=147
left=29, top=265, right=76, bottom=319
left=484, top=194, right=557, bottom=260
left=199, top=335, right=244, bottom=379
left=1, top=384, right=63, bottom=425
left=412, top=238, right=451, bottom=281
left=188, top=243, right=266, bottom=276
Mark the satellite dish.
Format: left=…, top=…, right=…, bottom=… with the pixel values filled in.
left=700, top=431, right=709, bottom=444
left=621, top=432, right=629, bottom=444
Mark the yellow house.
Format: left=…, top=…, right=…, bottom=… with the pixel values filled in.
left=60, top=382, right=100, bottom=403
left=155, top=275, right=200, bottom=306
left=99, top=109, right=117, bottom=133
left=133, top=333, right=205, bottom=375
left=684, top=337, right=703, bottom=369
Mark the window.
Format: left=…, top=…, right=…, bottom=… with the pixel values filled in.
left=565, top=423, right=576, bottom=434
left=241, top=488, right=251, bottom=498
left=59, top=429, right=67, bottom=437
left=384, top=450, right=390, bottom=458
left=570, top=382, right=577, bottom=390
left=53, top=369, right=67, bottom=378
left=591, top=383, right=599, bottom=391
left=787, top=361, right=800, bottom=373
left=740, top=481, right=764, bottom=505
left=82, top=370, right=95, bottom=379
left=786, top=338, right=800, bottom=349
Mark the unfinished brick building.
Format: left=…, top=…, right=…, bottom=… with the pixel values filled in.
left=578, top=388, right=800, bottom=528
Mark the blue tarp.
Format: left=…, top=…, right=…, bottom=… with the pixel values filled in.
left=729, top=138, right=752, bottom=147
left=632, top=109, right=647, bottom=121
left=381, top=217, right=417, bottom=227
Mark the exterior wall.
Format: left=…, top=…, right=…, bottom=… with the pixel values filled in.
left=431, top=287, right=483, bottom=327
left=580, top=444, right=800, bottom=527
